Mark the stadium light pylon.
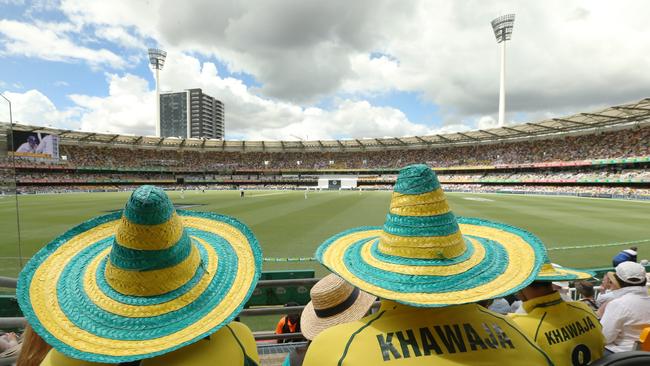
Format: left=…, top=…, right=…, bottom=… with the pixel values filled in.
left=491, top=14, right=515, bottom=127
left=0, top=92, right=24, bottom=267
left=148, top=48, right=167, bottom=137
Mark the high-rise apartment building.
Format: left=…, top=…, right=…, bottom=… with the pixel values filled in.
left=159, top=88, right=224, bottom=139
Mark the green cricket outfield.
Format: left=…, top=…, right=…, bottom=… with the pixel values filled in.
left=1, top=189, right=649, bottom=278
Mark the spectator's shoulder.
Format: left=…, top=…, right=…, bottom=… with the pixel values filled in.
left=304, top=319, right=368, bottom=365
left=313, top=318, right=367, bottom=345
left=507, top=311, right=526, bottom=321
left=41, top=349, right=111, bottom=366
left=566, top=300, right=598, bottom=315
left=228, top=320, right=254, bottom=336
left=506, top=310, right=549, bottom=337
left=226, top=321, right=257, bottom=350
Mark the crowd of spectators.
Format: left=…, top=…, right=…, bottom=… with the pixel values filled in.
left=436, top=168, right=650, bottom=182
left=0, top=126, right=648, bottom=198
left=5, top=125, right=643, bottom=170
left=440, top=184, right=650, bottom=196
left=3, top=168, right=650, bottom=185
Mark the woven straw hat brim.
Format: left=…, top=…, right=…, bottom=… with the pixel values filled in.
left=536, top=267, right=595, bottom=282
left=300, top=290, right=376, bottom=340
left=316, top=216, right=546, bottom=307
left=17, top=209, right=262, bottom=363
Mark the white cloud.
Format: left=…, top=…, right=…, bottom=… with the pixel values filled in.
left=243, top=100, right=434, bottom=141
left=0, top=89, right=79, bottom=129
left=477, top=115, right=498, bottom=130
left=0, top=19, right=126, bottom=69
left=5, top=0, right=650, bottom=139
left=94, top=26, right=144, bottom=49
left=69, top=73, right=155, bottom=135
left=57, top=0, right=650, bottom=125
left=13, top=52, right=440, bottom=140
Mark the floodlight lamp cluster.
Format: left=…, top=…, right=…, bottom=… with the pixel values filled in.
left=148, top=48, right=167, bottom=70
left=491, top=14, right=515, bottom=43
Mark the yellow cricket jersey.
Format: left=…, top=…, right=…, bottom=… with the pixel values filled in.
left=303, top=301, right=554, bottom=366
left=40, top=322, right=260, bottom=366
left=509, top=292, right=604, bottom=366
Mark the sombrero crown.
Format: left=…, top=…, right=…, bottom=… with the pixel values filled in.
left=317, top=164, right=547, bottom=307
left=18, top=185, right=262, bottom=363
left=106, top=186, right=202, bottom=296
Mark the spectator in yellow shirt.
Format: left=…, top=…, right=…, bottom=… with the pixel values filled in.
left=17, top=185, right=262, bottom=365
left=509, top=261, right=604, bottom=366
left=304, top=165, right=553, bottom=365
left=41, top=322, right=259, bottom=366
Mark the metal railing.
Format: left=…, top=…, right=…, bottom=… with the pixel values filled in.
left=0, top=277, right=17, bottom=289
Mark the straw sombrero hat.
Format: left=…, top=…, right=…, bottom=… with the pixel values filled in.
left=17, top=185, right=262, bottom=363
left=300, top=274, right=376, bottom=340
left=316, top=164, right=547, bottom=307
left=535, top=259, right=595, bottom=282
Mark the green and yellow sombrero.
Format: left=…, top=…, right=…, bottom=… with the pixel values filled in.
left=534, top=258, right=595, bottom=282
left=17, top=185, right=262, bottom=363
left=316, top=164, right=547, bottom=307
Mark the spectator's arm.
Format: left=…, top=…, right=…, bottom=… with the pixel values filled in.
left=275, top=317, right=286, bottom=334
left=600, top=302, right=625, bottom=344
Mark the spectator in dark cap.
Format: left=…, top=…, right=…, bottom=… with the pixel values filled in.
left=612, top=246, right=638, bottom=267
left=275, top=302, right=302, bottom=343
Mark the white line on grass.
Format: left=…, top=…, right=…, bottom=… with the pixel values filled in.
left=246, top=192, right=291, bottom=198
left=462, top=196, right=495, bottom=202
left=446, top=191, right=650, bottom=204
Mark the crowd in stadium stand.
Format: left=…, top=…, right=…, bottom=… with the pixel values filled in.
left=441, top=184, right=650, bottom=196
left=6, top=183, right=650, bottom=198
left=12, top=124, right=642, bottom=170
left=2, top=163, right=649, bottom=182
left=437, top=169, right=650, bottom=182
left=4, top=169, right=649, bottom=183
left=1, top=125, right=649, bottom=200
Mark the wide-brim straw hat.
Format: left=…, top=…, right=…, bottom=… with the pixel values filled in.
left=17, top=185, right=262, bottom=363
left=316, top=164, right=547, bottom=307
left=535, top=261, right=595, bottom=282
left=300, top=274, right=376, bottom=340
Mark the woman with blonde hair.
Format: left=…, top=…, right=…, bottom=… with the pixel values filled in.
left=597, top=271, right=622, bottom=318
left=17, top=325, right=52, bottom=366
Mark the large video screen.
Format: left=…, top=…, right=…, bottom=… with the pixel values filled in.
left=328, top=179, right=341, bottom=189
left=11, top=131, right=59, bottom=159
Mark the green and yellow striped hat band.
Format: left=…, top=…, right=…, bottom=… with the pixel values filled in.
left=317, top=164, right=547, bottom=307
left=17, top=185, right=262, bottom=363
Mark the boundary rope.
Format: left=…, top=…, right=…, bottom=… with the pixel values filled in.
left=263, top=257, right=316, bottom=262
left=547, top=238, right=650, bottom=251
left=261, top=238, right=650, bottom=261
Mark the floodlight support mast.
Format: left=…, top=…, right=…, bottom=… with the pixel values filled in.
left=491, top=14, right=515, bottom=127
left=0, top=93, right=23, bottom=268
left=155, top=67, right=160, bottom=136
left=499, top=39, right=506, bottom=127
left=148, top=48, right=167, bottom=137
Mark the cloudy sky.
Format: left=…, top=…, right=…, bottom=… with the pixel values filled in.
left=0, top=0, right=648, bottom=140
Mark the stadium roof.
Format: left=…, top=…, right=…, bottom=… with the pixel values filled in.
left=2, top=97, right=650, bottom=152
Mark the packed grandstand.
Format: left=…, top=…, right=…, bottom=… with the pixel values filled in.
left=1, top=98, right=649, bottom=199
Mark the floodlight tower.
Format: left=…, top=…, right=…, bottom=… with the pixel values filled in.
left=491, top=14, right=515, bottom=127
left=148, top=48, right=167, bottom=137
